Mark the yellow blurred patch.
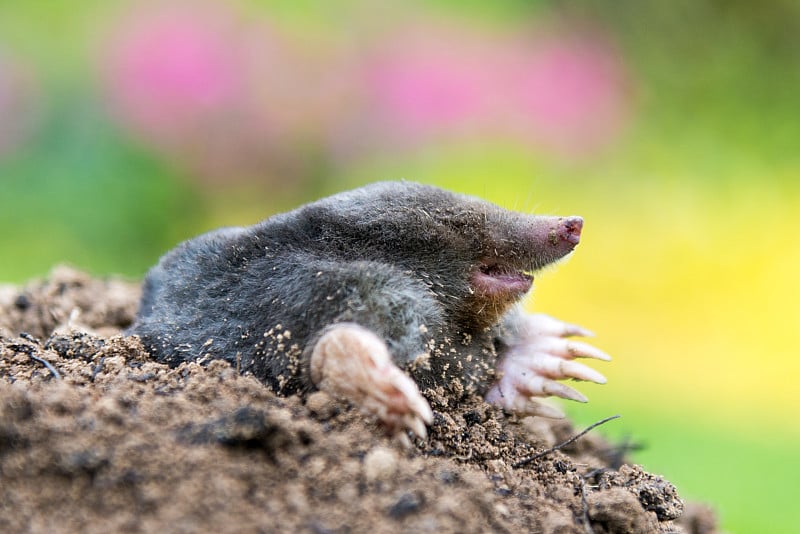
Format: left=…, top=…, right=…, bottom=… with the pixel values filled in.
left=529, top=180, right=800, bottom=431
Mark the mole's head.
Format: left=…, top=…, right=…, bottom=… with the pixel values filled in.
left=302, top=182, right=583, bottom=330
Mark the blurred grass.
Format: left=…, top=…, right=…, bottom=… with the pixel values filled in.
left=568, top=401, right=800, bottom=534
left=549, top=177, right=800, bottom=532
left=0, top=95, right=200, bottom=281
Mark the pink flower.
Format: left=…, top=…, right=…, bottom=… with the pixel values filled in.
left=101, top=1, right=245, bottom=145
left=98, top=1, right=356, bottom=187
left=361, top=24, right=498, bottom=142
left=0, top=48, right=40, bottom=159
left=352, top=18, right=632, bottom=160
left=368, top=53, right=483, bottom=133
left=503, top=23, right=632, bottom=157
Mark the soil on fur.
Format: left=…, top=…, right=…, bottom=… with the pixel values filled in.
left=0, top=267, right=719, bottom=533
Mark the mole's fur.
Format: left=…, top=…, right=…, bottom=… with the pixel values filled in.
left=130, top=181, right=587, bottom=404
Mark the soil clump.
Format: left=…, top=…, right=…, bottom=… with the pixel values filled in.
left=0, top=267, right=718, bottom=533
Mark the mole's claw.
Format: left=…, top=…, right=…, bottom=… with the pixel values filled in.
left=310, top=322, right=432, bottom=439
left=404, top=413, right=429, bottom=441
left=485, top=385, right=567, bottom=418
left=520, top=374, right=588, bottom=403
left=556, top=320, right=595, bottom=338
left=564, top=340, right=612, bottom=361
left=486, top=312, right=610, bottom=416
left=522, top=400, right=566, bottom=419
left=533, top=337, right=611, bottom=362
left=558, top=360, right=607, bottom=384
left=409, top=394, right=434, bottom=426
left=541, top=380, right=589, bottom=403
left=564, top=325, right=594, bottom=338
left=524, top=313, right=594, bottom=338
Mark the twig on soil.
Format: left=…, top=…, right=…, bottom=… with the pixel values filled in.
left=28, top=354, right=62, bottom=380
left=20, top=332, right=40, bottom=343
left=14, top=333, right=62, bottom=380
left=516, top=416, right=621, bottom=533
left=512, top=415, right=620, bottom=469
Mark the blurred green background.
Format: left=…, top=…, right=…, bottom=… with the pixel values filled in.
left=1, top=1, right=798, bottom=531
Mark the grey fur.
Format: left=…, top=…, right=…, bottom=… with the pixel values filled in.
left=130, top=181, right=579, bottom=400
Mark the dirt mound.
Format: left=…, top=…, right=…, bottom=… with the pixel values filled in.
left=0, top=267, right=717, bottom=533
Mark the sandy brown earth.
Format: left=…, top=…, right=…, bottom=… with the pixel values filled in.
left=0, top=267, right=719, bottom=533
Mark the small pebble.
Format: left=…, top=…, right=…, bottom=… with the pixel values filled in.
left=305, top=391, right=336, bottom=419
left=388, top=492, right=423, bottom=519
left=364, top=445, right=399, bottom=482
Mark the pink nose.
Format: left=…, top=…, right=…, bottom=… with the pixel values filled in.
left=558, top=216, right=583, bottom=245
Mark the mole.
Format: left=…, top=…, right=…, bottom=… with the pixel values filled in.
left=130, top=181, right=610, bottom=440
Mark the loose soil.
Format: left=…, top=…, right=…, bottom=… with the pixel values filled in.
left=0, top=266, right=718, bottom=533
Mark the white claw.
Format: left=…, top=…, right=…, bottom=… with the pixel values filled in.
left=395, top=432, right=412, bottom=449
left=558, top=360, right=607, bottom=384
left=564, top=340, right=612, bottom=361
left=405, top=414, right=428, bottom=441
left=310, top=323, right=432, bottom=440
left=527, top=353, right=607, bottom=383
left=532, top=337, right=612, bottom=362
left=485, top=312, right=610, bottom=417
left=486, top=385, right=567, bottom=418
left=516, top=373, right=589, bottom=403
left=522, top=313, right=595, bottom=338
left=522, top=400, right=566, bottom=419
left=540, top=379, right=588, bottom=403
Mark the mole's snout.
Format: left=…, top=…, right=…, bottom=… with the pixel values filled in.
left=559, top=216, right=583, bottom=245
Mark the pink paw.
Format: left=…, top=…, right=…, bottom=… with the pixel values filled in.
left=310, top=323, right=433, bottom=441
left=485, top=313, right=611, bottom=417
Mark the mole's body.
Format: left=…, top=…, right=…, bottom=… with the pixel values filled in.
left=131, top=182, right=609, bottom=438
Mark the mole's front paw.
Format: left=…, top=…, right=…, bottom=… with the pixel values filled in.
left=310, top=323, right=433, bottom=442
left=485, top=313, right=611, bottom=417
